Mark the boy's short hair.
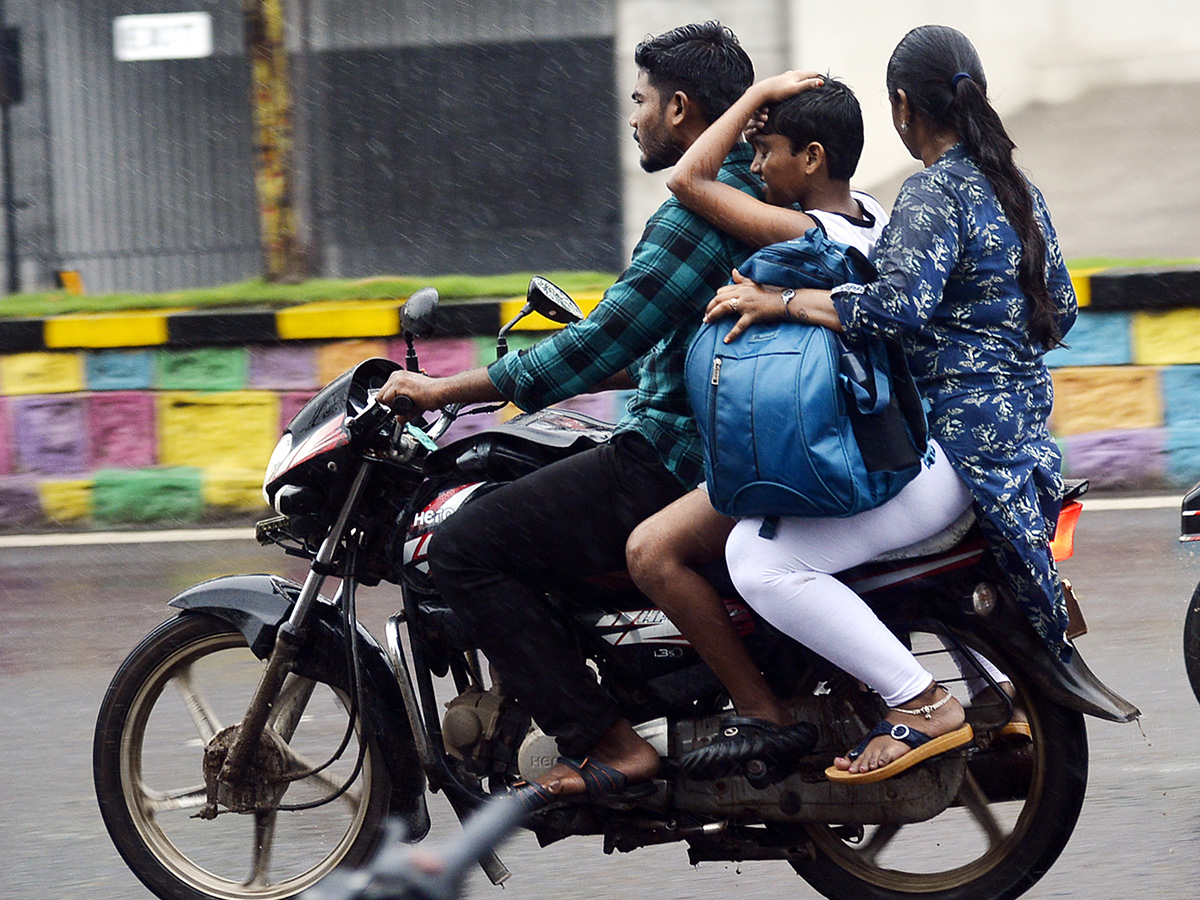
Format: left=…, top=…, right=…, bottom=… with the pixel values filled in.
left=634, top=22, right=754, bottom=126
left=759, top=78, right=864, bottom=181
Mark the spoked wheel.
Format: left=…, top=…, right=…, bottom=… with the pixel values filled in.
left=791, top=629, right=1088, bottom=900
left=94, top=612, right=392, bottom=900
left=1185, top=581, right=1200, bottom=705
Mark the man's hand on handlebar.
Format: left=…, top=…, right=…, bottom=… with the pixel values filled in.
left=378, top=370, right=441, bottom=421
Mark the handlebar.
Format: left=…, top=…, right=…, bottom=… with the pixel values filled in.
left=299, top=796, right=527, bottom=900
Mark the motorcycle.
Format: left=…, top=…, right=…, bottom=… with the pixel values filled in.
left=1181, top=482, right=1200, bottom=704
left=94, top=278, right=1139, bottom=900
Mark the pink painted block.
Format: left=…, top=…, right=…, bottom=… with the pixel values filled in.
left=279, top=391, right=319, bottom=432
left=0, top=396, right=10, bottom=476
left=249, top=345, right=319, bottom=391
left=89, top=391, right=157, bottom=470
left=390, top=337, right=481, bottom=378
left=13, top=395, right=90, bottom=475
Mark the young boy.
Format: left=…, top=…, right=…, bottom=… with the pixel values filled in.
left=627, top=73, right=888, bottom=779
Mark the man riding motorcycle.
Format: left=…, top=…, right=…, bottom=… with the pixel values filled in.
left=378, top=22, right=762, bottom=805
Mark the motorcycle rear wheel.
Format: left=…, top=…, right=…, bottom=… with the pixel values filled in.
left=93, top=612, right=392, bottom=900
left=790, top=631, right=1088, bottom=900
left=1184, top=581, right=1200, bottom=705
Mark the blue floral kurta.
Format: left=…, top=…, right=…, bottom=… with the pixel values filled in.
left=830, top=144, right=1077, bottom=658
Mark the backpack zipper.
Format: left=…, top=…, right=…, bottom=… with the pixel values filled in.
left=711, top=357, right=722, bottom=386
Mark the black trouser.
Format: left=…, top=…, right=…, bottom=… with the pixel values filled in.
left=427, top=431, right=687, bottom=757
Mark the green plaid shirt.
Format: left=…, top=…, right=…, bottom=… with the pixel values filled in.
left=488, top=145, right=762, bottom=487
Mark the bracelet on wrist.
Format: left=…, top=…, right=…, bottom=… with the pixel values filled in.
left=781, top=289, right=796, bottom=320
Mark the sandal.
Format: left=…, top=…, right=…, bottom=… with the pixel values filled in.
left=825, top=720, right=974, bottom=785
left=511, top=756, right=654, bottom=813
left=680, top=715, right=817, bottom=779
left=972, top=684, right=1032, bottom=745
left=994, top=720, right=1032, bottom=744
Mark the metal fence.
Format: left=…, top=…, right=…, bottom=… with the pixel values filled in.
left=3, top=0, right=620, bottom=294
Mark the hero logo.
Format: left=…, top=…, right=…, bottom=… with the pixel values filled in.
left=405, top=482, right=487, bottom=570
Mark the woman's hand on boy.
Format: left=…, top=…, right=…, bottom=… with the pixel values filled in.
left=707, top=271, right=843, bottom=343
left=706, top=271, right=789, bottom=342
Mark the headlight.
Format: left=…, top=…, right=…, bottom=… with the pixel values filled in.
left=262, top=432, right=294, bottom=503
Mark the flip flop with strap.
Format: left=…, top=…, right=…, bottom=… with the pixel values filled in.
left=825, top=720, right=974, bottom=785
left=510, top=756, right=653, bottom=813
left=994, top=720, right=1032, bottom=744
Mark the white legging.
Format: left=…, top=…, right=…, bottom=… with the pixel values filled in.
left=726, top=439, right=989, bottom=707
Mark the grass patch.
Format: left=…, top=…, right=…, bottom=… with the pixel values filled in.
left=2, top=260, right=1194, bottom=320
left=1066, top=256, right=1200, bottom=270
left=0, top=271, right=619, bottom=319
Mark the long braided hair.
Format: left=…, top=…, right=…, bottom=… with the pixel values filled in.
left=887, top=25, right=1064, bottom=348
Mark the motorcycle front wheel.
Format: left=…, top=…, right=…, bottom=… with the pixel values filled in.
left=1184, top=581, right=1200, bottom=705
left=790, top=629, right=1088, bottom=900
left=94, top=612, right=392, bottom=900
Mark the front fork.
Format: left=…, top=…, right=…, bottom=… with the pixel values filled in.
left=204, top=461, right=376, bottom=813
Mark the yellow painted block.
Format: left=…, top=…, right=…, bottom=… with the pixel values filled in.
left=158, top=391, right=281, bottom=472
left=1067, top=267, right=1104, bottom=309
left=0, top=351, right=86, bottom=395
left=1050, top=366, right=1162, bottom=436
left=277, top=300, right=401, bottom=340
left=502, top=290, right=605, bottom=331
left=1131, top=308, right=1200, bottom=365
left=316, top=339, right=390, bottom=386
left=203, top=468, right=270, bottom=511
left=38, top=478, right=93, bottom=522
left=45, top=311, right=169, bottom=348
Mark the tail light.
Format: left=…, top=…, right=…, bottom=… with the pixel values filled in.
left=1182, top=480, right=1200, bottom=542
left=1050, top=500, right=1082, bottom=561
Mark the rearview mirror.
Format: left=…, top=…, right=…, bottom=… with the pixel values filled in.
left=526, top=276, right=583, bottom=325
left=401, top=287, right=439, bottom=336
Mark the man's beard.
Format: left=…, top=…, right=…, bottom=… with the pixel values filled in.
left=638, top=131, right=683, bottom=173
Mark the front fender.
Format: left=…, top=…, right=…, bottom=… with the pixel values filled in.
left=168, top=574, right=430, bottom=840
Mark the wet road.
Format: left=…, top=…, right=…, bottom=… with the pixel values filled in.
left=1, top=502, right=1198, bottom=900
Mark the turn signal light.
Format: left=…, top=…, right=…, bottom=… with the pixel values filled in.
left=1050, top=500, right=1082, bottom=561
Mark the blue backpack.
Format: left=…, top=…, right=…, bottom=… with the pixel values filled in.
left=684, top=227, right=929, bottom=523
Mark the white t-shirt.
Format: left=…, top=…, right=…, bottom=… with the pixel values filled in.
left=806, top=190, right=889, bottom=256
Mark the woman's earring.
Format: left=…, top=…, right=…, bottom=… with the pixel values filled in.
left=899, top=121, right=909, bottom=134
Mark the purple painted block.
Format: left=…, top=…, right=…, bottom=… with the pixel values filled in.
left=279, top=391, right=318, bottom=432
left=0, top=476, right=41, bottom=528
left=89, top=391, right=156, bottom=470
left=390, top=338, right=480, bottom=377
left=249, top=345, right=319, bottom=391
left=1062, top=427, right=1167, bottom=490
left=437, top=408, right=500, bottom=446
left=0, top=396, right=10, bottom=476
left=13, top=395, right=90, bottom=475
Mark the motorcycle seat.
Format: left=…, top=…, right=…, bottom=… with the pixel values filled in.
left=870, top=508, right=978, bottom=563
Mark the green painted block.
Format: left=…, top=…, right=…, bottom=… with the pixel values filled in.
left=154, top=347, right=249, bottom=391
left=92, top=467, right=204, bottom=523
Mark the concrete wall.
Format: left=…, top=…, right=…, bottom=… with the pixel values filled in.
left=614, top=0, right=1200, bottom=255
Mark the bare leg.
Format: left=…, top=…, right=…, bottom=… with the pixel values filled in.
left=626, top=488, right=794, bottom=726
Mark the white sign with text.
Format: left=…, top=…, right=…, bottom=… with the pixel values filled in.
left=113, top=12, right=213, bottom=62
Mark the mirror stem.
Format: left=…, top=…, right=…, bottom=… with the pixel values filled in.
left=496, top=302, right=533, bottom=360
left=404, top=331, right=420, bottom=372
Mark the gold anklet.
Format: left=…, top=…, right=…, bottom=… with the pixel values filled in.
left=893, top=685, right=951, bottom=720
